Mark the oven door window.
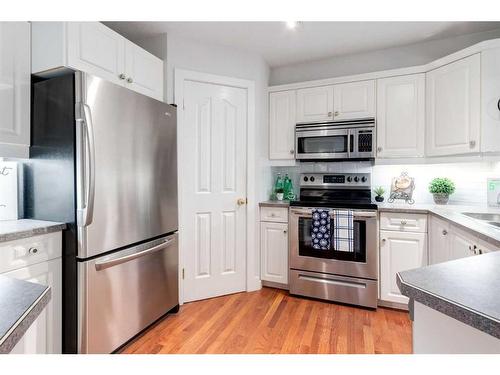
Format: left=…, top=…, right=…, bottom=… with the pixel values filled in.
left=298, top=216, right=366, bottom=262
left=297, top=135, right=348, bottom=155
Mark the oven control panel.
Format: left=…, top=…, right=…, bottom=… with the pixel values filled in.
left=300, top=173, right=371, bottom=188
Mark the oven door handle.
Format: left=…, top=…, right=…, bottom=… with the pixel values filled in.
left=290, top=208, right=377, bottom=218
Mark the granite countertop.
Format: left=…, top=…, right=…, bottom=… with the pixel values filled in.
left=397, top=251, right=500, bottom=339
left=259, top=200, right=290, bottom=207
left=378, top=203, right=500, bottom=247
left=0, top=275, right=51, bottom=353
left=0, top=219, right=66, bottom=243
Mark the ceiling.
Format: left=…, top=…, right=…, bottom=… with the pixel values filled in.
left=104, top=21, right=500, bottom=67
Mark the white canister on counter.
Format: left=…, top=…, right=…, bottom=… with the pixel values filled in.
left=0, top=161, right=18, bottom=220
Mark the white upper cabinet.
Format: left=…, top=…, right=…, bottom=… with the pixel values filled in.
left=0, top=22, right=30, bottom=158
left=66, top=22, right=125, bottom=85
left=124, top=42, right=164, bottom=100
left=376, top=74, right=425, bottom=158
left=480, top=48, right=500, bottom=153
left=426, top=54, right=481, bottom=156
left=31, top=22, right=164, bottom=101
left=269, top=90, right=296, bottom=159
left=296, top=86, right=334, bottom=123
left=333, top=80, right=375, bottom=121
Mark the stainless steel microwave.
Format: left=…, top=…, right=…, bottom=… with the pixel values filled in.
left=295, top=118, right=375, bottom=160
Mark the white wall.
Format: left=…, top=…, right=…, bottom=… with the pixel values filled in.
left=270, top=28, right=500, bottom=85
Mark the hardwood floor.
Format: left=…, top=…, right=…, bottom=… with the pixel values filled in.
left=120, top=287, right=412, bottom=354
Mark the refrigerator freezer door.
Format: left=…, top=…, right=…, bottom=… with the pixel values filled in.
left=76, top=73, right=177, bottom=258
left=78, top=233, right=178, bottom=353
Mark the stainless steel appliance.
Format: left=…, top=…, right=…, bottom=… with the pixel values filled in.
left=26, top=72, right=178, bottom=353
left=295, top=119, right=375, bottom=160
left=289, top=173, right=378, bottom=308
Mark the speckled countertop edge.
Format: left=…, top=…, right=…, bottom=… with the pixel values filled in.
left=0, top=220, right=66, bottom=243
left=0, top=286, right=51, bottom=354
left=397, top=273, right=500, bottom=339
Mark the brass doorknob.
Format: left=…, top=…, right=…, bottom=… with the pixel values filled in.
left=237, top=198, right=247, bottom=206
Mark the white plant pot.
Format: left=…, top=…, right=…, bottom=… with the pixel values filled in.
left=276, top=193, right=284, bottom=201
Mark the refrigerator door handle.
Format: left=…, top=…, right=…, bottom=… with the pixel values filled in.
left=82, top=104, right=96, bottom=227
left=94, top=236, right=175, bottom=271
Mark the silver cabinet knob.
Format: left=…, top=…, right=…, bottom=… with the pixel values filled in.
left=327, top=111, right=333, bottom=117
left=118, top=73, right=126, bottom=80
left=334, top=111, right=339, bottom=116
left=283, top=229, right=287, bottom=234
left=470, top=140, right=476, bottom=148
left=289, top=149, right=294, bottom=155
left=28, top=247, right=38, bottom=255
left=442, top=229, right=448, bottom=235
left=381, top=238, right=386, bottom=242
left=126, top=77, right=134, bottom=84
left=401, top=220, right=407, bottom=225
left=377, top=146, right=383, bottom=152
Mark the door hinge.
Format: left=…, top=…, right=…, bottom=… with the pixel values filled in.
left=182, top=268, right=185, bottom=280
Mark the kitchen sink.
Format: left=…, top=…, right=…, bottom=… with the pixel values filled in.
left=462, top=212, right=500, bottom=222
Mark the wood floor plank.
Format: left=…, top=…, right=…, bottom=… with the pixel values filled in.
left=119, top=287, right=412, bottom=354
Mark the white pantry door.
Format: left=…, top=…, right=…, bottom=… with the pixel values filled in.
left=182, top=80, right=248, bottom=302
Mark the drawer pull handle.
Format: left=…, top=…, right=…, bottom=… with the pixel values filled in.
left=29, top=247, right=39, bottom=255
left=400, top=220, right=407, bottom=225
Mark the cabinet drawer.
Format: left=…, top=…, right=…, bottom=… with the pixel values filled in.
left=260, top=207, right=288, bottom=223
left=0, top=232, right=62, bottom=274
left=380, top=212, right=427, bottom=233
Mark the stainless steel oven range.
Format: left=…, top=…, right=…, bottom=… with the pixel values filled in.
left=289, top=173, right=378, bottom=308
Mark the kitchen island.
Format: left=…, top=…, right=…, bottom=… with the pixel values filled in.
left=397, top=251, right=500, bottom=353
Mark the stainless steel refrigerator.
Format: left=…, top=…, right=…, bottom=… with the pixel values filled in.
left=26, top=72, right=179, bottom=354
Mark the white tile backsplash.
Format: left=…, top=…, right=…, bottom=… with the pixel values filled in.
left=0, top=161, right=18, bottom=220
left=271, top=160, right=500, bottom=205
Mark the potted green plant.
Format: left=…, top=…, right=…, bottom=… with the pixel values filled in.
left=374, top=186, right=385, bottom=202
left=429, top=178, right=455, bottom=204
left=275, top=187, right=284, bottom=201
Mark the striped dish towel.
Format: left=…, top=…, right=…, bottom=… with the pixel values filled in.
left=332, top=210, right=354, bottom=252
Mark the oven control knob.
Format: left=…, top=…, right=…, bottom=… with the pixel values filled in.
left=303, top=176, right=308, bottom=182
left=354, top=176, right=359, bottom=182
left=361, top=176, right=367, bottom=182
left=347, top=176, right=352, bottom=182
left=310, top=176, right=315, bottom=182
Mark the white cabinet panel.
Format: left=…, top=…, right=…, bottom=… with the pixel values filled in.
left=124, top=42, right=164, bottom=101
left=260, top=206, right=289, bottom=223
left=67, top=22, right=125, bottom=85
left=333, top=80, right=375, bottom=121
left=379, top=212, right=427, bottom=233
left=426, top=54, right=480, bottom=156
left=269, top=90, right=296, bottom=159
left=7, top=258, right=62, bottom=354
left=0, top=22, right=30, bottom=158
left=376, top=74, right=425, bottom=158
left=481, top=48, right=500, bottom=152
left=260, top=222, right=288, bottom=285
left=428, top=215, right=450, bottom=265
left=380, top=230, right=427, bottom=305
left=296, top=86, right=334, bottom=123
left=448, top=225, right=476, bottom=260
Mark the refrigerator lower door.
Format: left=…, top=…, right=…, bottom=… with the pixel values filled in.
left=78, top=233, right=178, bottom=354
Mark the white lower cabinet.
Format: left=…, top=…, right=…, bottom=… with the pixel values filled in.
left=0, top=231, right=62, bottom=354
left=380, top=230, right=427, bottom=305
left=429, top=214, right=498, bottom=265
left=260, top=211, right=288, bottom=285
left=7, top=258, right=62, bottom=354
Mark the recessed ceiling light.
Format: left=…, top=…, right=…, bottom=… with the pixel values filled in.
left=285, top=21, right=302, bottom=30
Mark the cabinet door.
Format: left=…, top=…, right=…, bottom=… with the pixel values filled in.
left=269, top=91, right=296, bottom=159
left=333, top=80, right=375, bottom=121
left=377, top=74, right=425, bottom=158
left=428, top=215, right=450, bottom=265
left=480, top=48, right=500, bottom=152
left=260, top=222, right=288, bottom=284
left=296, top=86, right=334, bottom=123
left=0, top=22, right=30, bottom=158
left=426, top=54, right=480, bottom=156
left=124, top=42, right=164, bottom=101
left=380, top=230, right=427, bottom=305
left=7, top=258, right=62, bottom=354
left=448, top=225, right=475, bottom=260
left=67, top=22, right=125, bottom=85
